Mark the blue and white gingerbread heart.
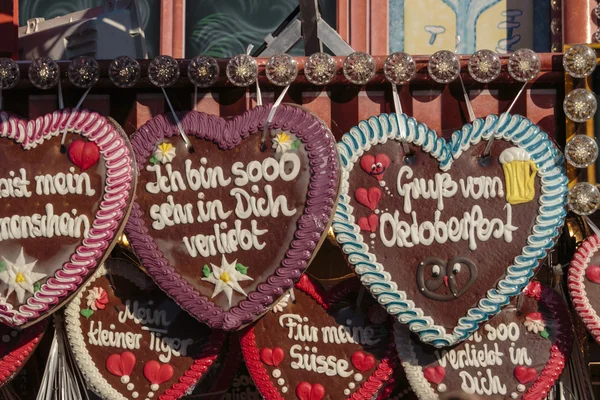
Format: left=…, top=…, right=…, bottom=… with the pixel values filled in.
left=332, top=113, right=567, bottom=347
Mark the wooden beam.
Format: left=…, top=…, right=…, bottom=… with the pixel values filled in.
left=160, top=0, right=173, bottom=56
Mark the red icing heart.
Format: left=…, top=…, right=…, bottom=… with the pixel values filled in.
left=68, top=139, right=100, bottom=171
left=360, top=154, right=390, bottom=181
left=143, top=360, right=175, bottom=385
left=351, top=351, right=376, bottom=372
left=296, top=382, right=325, bottom=400
left=586, top=265, right=600, bottom=284
left=358, top=214, right=379, bottom=232
left=260, top=347, right=284, bottom=367
left=423, top=366, right=445, bottom=385
left=355, top=187, right=382, bottom=210
left=106, top=351, right=136, bottom=377
left=514, top=366, right=537, bottom=384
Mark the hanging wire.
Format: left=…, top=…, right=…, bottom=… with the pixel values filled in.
left=455, top=36, right=476, bottom=123
left=391, top=83, right=411, bottom=155
left=160, top=87, right=194, bottom=153
left=59, top=87, right=92, bottom=153
left=260, top=84, right=290, bottom=151
left=482, top=80, right=528, bottom=157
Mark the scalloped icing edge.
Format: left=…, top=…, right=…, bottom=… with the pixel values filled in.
left=125, top=105, right=340, bottom=330
left=568, top=234, right=600, bottom=342
left=395, top=281, right=573, bottom=400
left=0, top=109, right=135, bottom=326
left=240, top=275, right=397, bottom=400
left=332, top=112, right=568, bottom=347
left=64, top=260, right=225, bottom=400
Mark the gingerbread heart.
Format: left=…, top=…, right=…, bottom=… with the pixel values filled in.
left=396, top=281, right=572, bottom=399
left=241, top=275, right=396, bottom=400
left=125, top=105, right=339, bottom=330
left=0, top=109, right=136, bottom=326
left=568, top=234, right=600, bottom=343
left=333, top=113, right=567, bottom=347
left=0, top=320, right=47, bottom=388
left=64, top=258, right=225, bottom=400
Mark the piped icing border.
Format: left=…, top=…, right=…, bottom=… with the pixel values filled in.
left=395, top=281, right=573, bottom=400
left=240, top=275, right=396, bottom=400
left=0, top=110, right=135, bottom=326
left=64, top=260, right=226, bottom=400
left=568, top=234, right=600, bottom=342
left=0, top=320, right=47, bottom=387
left=125, top=105, right=339, bottom=330
left=332, top=112, right=567, bottom=347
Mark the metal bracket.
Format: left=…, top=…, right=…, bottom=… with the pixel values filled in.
left=254, top=0, right=353, bottom=57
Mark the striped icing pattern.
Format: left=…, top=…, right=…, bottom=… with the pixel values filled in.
left=333, top=113, right=567, bottom=347
left=0, top=110, right=134, bottom=326
left=568, top=235, right=600, bottom=342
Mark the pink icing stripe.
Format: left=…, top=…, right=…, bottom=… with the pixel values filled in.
left=0, top=109, right=133, bottom=326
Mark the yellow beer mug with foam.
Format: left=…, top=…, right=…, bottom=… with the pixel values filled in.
left=499, top=147, right=537, bottom=205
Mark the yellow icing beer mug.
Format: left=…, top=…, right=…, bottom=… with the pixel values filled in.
left=499, top=147, right=538, bottom=205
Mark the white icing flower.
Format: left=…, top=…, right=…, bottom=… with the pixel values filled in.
left=272, top=290, right=293, bottom=313
left=524, top=312, right=546, bottom=334
left=0, top=248, right=46, bottom=303
left=272, top=132, right=294, bottom=154
left=153, top=142, right=176, bottom=164
left=86, top=287, right=109, bottom=311
left=202, top=255, right=254, bottom=306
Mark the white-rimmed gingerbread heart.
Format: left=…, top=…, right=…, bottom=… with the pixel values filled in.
left=64, top=258, right=225, bottom=400
left=0, top=109, right=135, bottom=327
left=333, top=112, right=567, bottom=347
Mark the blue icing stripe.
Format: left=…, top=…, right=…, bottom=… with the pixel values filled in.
left=332, top=113, right=567, bottom=348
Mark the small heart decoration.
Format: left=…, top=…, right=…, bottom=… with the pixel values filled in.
left=144, top=360, right=175, bottom=385
left=355, top=187, right=382, bottom=210
left=260, top=347, right=274, bottom=366
left=569, top=235, right=600, bottom=344
left=106, top=352, right=136, bottom=377
left=68, top=139, right=100, bottom=171
left=241, top=275, right=396, bottom=399
left=65, top=258, right=224, bottom=400
left=358, top=214, right=378, bottom=232
left=360, top=154, right=390, bottom=181
left=0, top=321, right=47, bottom=387
left=333, top=113, right=567, bottom=347
left=296, top=382, right=326, bottom=400
left=0, top=109, right=135, bottom=327
left=514, top=366, right=537, bottom=385
left=586, top=265, right=600, bottom=284
left=396, top=281, right=572, bottom=400
left=351, top=351, right=375, bottom=372
left=423, top=366, right=445, bottom=384
left=125, top=105, right=339, bottom=330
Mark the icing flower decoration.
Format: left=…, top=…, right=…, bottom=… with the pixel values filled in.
left=86, top=287, right=109, bottom=311
left=0, top=248, right=46, bottom=304
left=524, top=312, right=549, bottom=338
left=272, top=132, right=300, bottom=155
left=152, top=142, right=176, bottom=164
left=202, top=255, right=254, bottom=306
left=272, top=290, right=293, bottom=313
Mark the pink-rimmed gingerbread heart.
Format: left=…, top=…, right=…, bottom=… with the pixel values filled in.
left=241, top=275, right=396, bottom=400
left=0, top=109, right=135, bottom=327
left=568, top=234, right=600, bottom=343
left=125, top=105, right=339, bottom=330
